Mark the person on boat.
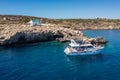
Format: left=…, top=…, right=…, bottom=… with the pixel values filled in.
left=91, top=40, right=96, bottom=45
left=78, top=40, right=82, bottom=44
left=82, top=39, right=90, bottom=44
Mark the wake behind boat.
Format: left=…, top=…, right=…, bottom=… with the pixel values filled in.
left=64, top=39, right=104, bottom=55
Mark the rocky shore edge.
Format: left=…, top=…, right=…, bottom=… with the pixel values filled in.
left=0, top=24, right=107, bottom=46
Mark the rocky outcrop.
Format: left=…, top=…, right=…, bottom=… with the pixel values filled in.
left=0, top=15, right=109, bottom=46
left=0, top=24, right=107, bottom=46
left=92, top=36, right=108, bottom=44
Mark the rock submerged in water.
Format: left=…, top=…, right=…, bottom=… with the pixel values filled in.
left=92, top=36, right=108, bottom=44
left=0, top=24, right=107, bottom=46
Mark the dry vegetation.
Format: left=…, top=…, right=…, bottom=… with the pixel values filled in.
left=0, top=15, right=120, bottom=30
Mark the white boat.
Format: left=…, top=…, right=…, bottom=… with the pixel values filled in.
left=64, top=39, right=104, bottom=55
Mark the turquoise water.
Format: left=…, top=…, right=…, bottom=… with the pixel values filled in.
left=0, top=30, right=120, bottom=80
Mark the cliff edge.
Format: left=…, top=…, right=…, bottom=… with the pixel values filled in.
left=0, top=15, right=108, bottom=45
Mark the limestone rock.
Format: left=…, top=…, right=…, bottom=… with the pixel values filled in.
left=0, top=24, right=107, bottom=45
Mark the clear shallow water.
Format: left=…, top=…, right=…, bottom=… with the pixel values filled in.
left=0, top=30, right=120, bottom=80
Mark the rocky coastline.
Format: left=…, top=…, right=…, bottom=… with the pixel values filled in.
left=0, top=15, right=109, bottom=46
left=0, top=24, right=107, bottom=46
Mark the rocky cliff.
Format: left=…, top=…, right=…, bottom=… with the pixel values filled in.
left=0, top=24, right=84, bottom=45
left=0, top=24, right=107, bottom=46
left=0, top=15, right=108, bottom=45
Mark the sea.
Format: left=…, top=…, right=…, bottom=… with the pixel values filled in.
left=0, top=30, right=120, bottom=80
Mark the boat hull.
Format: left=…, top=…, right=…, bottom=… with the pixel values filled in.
left=64, top=47, right=103, bottom=56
